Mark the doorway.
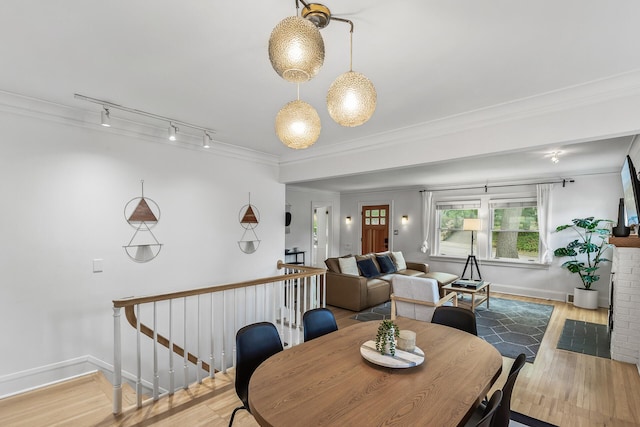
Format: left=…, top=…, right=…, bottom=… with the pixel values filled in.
left=361, top=204, right=390, bottom=253
left=311, top=205, right=332, bottom=267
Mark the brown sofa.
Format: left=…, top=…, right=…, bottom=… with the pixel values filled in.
left=324, top=251, right=459, bottom=312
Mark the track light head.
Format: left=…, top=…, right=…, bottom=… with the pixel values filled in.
left=168, top=124, right=177, bottom=141
left=101, top=107, right=111, bottom=127
left=203, top=132, right=212, bottom=148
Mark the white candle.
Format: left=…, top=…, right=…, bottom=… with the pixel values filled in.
left=397, top=330, right=416, bottom=352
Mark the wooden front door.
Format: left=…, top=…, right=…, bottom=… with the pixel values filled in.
left=361, top=205, right=389, bottom=253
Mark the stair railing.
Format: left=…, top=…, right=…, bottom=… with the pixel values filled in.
left=111, top=260, right=325, bottom=414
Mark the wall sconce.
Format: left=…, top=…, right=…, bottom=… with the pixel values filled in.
left=345, top=216, right=352, bottom=225
left=401, top=215, right=409, bottom=225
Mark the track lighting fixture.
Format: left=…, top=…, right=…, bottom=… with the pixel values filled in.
left=101, top=107, right=111, bottom=127
left=203, top=132, right=212, bottom=148
left=168, top=124, right=177, bottom=141
left=74, top=94, right=216, bottom=149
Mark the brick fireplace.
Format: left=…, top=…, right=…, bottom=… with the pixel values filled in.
left=610, top=237, right=640, bottom=374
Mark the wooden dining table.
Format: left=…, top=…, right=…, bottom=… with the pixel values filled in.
left=248, top=317, right=503, bottom=427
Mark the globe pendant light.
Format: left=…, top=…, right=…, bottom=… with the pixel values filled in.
left=269, top=15, right=325, bottom=83
left=275, top=94, right=321, bottom=149
left=327, top=71, right=376, bottom=127
left=327, top=28, right=376, bottom=126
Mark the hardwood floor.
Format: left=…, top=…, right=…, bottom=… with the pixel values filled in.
left=1, top=293, right=639, bottom=426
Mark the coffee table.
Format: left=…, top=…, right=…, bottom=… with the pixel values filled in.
left=443, top=281, right=491, bottom=311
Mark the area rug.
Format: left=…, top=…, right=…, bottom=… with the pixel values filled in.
left=556, top=319, right=610, bottom=359
left=475, top=298, right=554, bottom=363
left=351, top=297, right=553, bottom=362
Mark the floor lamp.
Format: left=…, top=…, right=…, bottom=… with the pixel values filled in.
left=461, top=218, right=482, bottom=281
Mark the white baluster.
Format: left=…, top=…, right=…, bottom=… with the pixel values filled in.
left=153, top=302, right=159, bottom=400
left=169, top=299, right=174, bottom=395
left=136, top=304, right=142, bottom=408
left=222, top=291, right=226, bottom=373
left=112, top=307, right=122, bottom=415
left=183, top=297, right=188, bottom=389
left=210, top=293, right=215, bottom=379
left=197, top=295, right=203, bottom=384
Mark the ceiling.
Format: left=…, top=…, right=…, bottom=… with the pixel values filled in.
left=2, top=1, right=640, bottom=190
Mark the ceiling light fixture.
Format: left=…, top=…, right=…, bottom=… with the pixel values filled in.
left=203, top=132, right=212, bottom=148
left=269, top=1, right=376, bottom=148
left=551, top=152, right=560, bottom=163
left=275, top=85, right=321, bottom=149
left=168, top=123, right=177, bottom=141
left=101, top=107, right=111, bottom=127
left=74, top=94, right=216, bottom=149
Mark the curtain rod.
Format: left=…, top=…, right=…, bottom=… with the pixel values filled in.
left=419, top=178, right=575, bottom=193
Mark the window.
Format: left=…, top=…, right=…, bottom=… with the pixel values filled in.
left=436, top=201, right=480, bottom=257
left=490, top=199, right=539, bottom=262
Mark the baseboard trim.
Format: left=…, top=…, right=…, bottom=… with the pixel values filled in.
left=0, top=355, right=163, bottom=399
left=490, top=283, right=567, bottom=303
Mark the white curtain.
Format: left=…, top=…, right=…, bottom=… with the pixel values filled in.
left=537, top=183, right=554, bottom=263
left=420, top=191, right=433, bottom=253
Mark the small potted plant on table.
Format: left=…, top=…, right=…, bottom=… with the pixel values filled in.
left=375, top=319, right=400, bottom=355
left=553, top=217, right=613, bottom=309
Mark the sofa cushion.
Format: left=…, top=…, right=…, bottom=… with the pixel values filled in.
left=357, top=258, right=380, bottom=278
left=325, top=258, right=340, bottom=273
left=338, top=256, right=359, bottom=276
left=356, top=253, right=381, bottom=272
left=376, top=254, right=397, bottom=274
left=392, top=251, right=407, bottom=270
left=397, top=268, right=427, bottom=277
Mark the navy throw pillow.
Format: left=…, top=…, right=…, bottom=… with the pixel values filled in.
left=357, top=258, right=380, bottom=278
left=376, top=255, right=397, bottom=274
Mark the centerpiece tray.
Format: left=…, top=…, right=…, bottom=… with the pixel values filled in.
left=360, top=340, right=425, bottom=368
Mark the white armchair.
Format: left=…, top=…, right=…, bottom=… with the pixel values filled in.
left=391, top=275, right=458, bottom=322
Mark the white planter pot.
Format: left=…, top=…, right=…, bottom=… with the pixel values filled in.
left=573, top=287, right=599, bottom=310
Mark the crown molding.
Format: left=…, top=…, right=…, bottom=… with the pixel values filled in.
left=280, top=69, right=640, bottom=165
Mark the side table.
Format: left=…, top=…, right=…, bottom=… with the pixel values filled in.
left=443, top=281, right=491, bottom=311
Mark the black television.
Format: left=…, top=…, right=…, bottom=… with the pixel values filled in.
left=621, top=155, right=640, bottom=226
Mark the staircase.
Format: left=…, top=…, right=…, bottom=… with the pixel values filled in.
left=0, top=371, right=259, bottom=426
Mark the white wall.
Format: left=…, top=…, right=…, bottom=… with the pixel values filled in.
left=0, top=100, right=284, bottom=393
left=285, top=187, right=341, bottom=264
left=338, top=175, right=622, bottom=306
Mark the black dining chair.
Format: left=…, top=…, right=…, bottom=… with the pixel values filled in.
left=229, top=322, right=283, bottom=427
left=431, top=306, right=478, bottom=335
left=475, top=389, right=502, bottom=427
left=303, top=307, right=338, bottom=341
left=490, top=352, right=526, bottom=427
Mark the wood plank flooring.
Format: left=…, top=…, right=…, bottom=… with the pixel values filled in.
left=1, top=293, right=639, bottom=426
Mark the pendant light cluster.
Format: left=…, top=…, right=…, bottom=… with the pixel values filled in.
left=269, top=0, right=377, bottom=149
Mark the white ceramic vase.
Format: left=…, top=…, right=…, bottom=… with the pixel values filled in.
left=573, top=287, right=599, bottom=310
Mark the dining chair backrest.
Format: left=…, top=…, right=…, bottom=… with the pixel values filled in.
left=230, top=322, right=283, bottom=427
left=490, top=352, right=526, bottom=427
left=303, top=308, right=338, bottom=341
left=475, top=389, right=502, bottom=427
left=431, top=306, right=478, bottom=335
left=391, top=275, right=457, bottom=322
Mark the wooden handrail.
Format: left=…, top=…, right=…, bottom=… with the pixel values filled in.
left=114, top=261, right=326, bottom=376
left=113, top=261, right=325, bottom=308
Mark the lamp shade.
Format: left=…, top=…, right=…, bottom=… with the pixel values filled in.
left=275, top=99, right=321, bottom=149
left=327, top=71, right=377, bottom=127
left=268, top=16, right=325, bottom=83
left=463, top=218, right=481, bottom=231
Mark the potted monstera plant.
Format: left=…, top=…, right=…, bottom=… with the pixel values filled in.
left=553, top=217, right=614, bottom=309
